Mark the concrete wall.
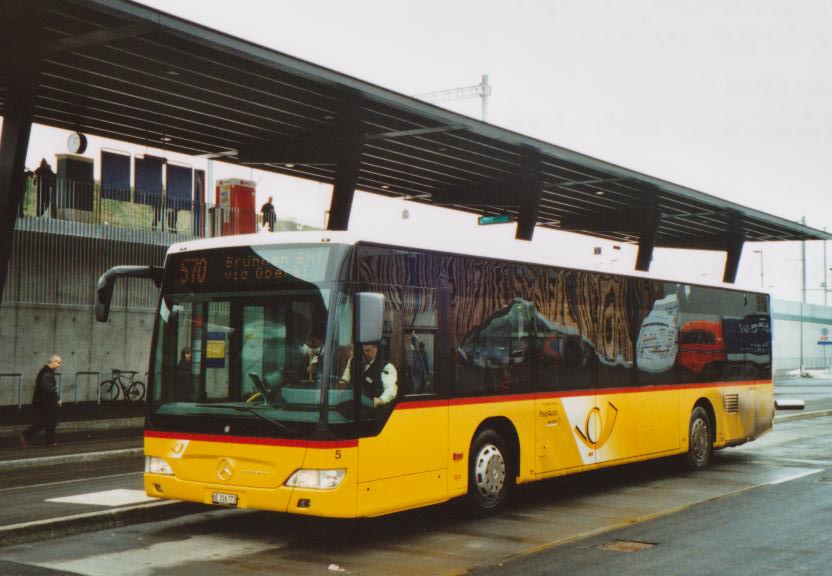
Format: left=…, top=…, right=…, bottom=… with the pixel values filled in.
left=0, top=303, right=154, bottom=406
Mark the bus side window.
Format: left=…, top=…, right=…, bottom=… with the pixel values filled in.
left=456, top=300, right=533, bottom=395
left=402, top=331, right=435, bottom=395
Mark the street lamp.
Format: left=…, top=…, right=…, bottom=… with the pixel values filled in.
left=753, top=249, right=764, bottom=289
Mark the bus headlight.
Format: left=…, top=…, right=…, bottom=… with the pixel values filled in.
left=145, top=456, right=174, bottom=475
left=285, top=468, right=345, bottom=489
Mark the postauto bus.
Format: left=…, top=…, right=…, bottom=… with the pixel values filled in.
left=96, top=231, right=774, bottom=517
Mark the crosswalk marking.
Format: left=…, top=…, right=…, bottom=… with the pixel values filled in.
left=46, top=488, right=157, bottom=507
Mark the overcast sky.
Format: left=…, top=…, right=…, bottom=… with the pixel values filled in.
left=21, top=0, right=832, bottom=303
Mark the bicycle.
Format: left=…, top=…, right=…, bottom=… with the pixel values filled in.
left=100, top=369, right=146, bottom=402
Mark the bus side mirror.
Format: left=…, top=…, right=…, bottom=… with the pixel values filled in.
left=356, top=292, right=384, bottom=344
left=96, top=265, right=163, bottom=322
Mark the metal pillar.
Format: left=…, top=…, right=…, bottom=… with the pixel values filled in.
left=634, top=193, right=658, bottom=272
left=0, top=15, right=41, bottom=304
left=327, top=95, right=364, bottom=231
left=515, top=147, right=542, bottom=242
left=721, top=212, right=744, bottom=284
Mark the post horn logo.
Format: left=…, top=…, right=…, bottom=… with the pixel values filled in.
left=216, top=458, right=234, bottom=481
left=575, top=402, right=618, bottom=450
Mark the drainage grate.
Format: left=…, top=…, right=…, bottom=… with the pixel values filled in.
left=599, top=540, right=656, bottom=553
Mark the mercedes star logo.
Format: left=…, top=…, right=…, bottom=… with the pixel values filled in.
left=216, top=458, right=234, bottom=481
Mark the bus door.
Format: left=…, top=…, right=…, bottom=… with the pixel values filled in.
left=353, top=287, right=448, bottom=516
left=532, top=307, right=596, bottom=473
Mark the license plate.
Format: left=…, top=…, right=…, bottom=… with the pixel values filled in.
left=211, top=492, right=238, bottom=506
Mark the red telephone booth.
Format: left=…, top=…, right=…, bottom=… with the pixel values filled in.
left=215, top=178, right=256, bottom=235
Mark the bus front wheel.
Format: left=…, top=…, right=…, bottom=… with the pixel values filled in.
left=467, top=429, right=513, bottom=513
left=687, top=406, right=713, bottom=470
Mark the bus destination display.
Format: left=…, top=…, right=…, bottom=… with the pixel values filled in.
left=166, top=245, right=331, bottom=292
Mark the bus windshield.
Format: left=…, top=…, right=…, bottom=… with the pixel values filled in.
left=147, top=244, right=352, bottom=437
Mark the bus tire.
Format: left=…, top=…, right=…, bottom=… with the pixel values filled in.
left=466, top=429, right=513, bottom=514
left=687, top=406, right=713, bottom=470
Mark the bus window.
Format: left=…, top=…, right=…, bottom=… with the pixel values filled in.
left=329, top=288, right=356, bottom=425
left=456, top=299, right=533, bottom=395
left=204, top=302, right=231, bottom=401
left=401, top=288, right=438, bottom=396
left=533, top=307, right=594, bottom=391
left=403, top=331, right=434, bottom=395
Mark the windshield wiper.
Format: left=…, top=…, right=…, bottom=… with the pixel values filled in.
left=196, top=403, right=297, bottom=436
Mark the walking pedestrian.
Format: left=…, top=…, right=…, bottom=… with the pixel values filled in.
left=34, top=158, right=57, bottom=218
left=20, top=355, right=63, bottom=447
left=260, top=196, right=276, bottom=231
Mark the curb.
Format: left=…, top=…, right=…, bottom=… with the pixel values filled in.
left=0, top=448, right=143, bottom=472
left=774, top=408, right=832, bottom=423
left=0, top=417, right=144, bottom=437
left=0, top=500, right=207, bottom=547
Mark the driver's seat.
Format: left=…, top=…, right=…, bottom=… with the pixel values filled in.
left=248, top=372, right=269, bottom=403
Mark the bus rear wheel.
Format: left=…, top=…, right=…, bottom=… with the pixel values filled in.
left=687, top=406, right=713, bottom=470
left=467, top=429, right=513, bottom=514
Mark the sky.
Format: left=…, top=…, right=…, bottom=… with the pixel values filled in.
left=19, top=0, right=832, bottom=304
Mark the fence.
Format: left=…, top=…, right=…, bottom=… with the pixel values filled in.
left=775, top=357, right=832, bottom=375
left=3, top=177, right=310, bottom=307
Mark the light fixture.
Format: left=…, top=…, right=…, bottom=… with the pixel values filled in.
left=285, top=163, right=295, bottom=168
left=596, top=190, right=605, bottom=196
left=381, top=185, right=389, bottom=189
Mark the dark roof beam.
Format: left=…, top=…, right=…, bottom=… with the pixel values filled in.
left=41, top=56, right=315, bottom=133
left=76, top=42, right=336, bottom=130
left=327, top=93, right=364, bottom=231
left=515, top=147, right=543, bottom=241
left=41, top=22, right=156, bottom=55
left=36, top=96, right=258, bottom=151
left=366, top=125, right=465, bottom=141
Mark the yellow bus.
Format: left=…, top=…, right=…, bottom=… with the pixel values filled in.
left=97, top=230, right=773, bottom=517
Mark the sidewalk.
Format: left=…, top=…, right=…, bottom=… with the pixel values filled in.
left=0, top=401, right=144, bottom=466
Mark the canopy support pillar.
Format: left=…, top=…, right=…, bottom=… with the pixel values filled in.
left=722, top=212, right=744, bottom=284
left=515, top=147, right=542, bottom=241
left=0, top=13, right=41, bottom=303
left=327, top=94, right=364, bottom=231
left=634, top=192, right=659, bottom=272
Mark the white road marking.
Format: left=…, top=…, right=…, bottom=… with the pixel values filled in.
left=767, top=469, right=823, bottom=485
left=36, top=534, right=277, bottom=576
left=46, top=488, right=157, bottom=507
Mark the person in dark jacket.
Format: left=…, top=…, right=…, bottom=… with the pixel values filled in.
left=176, top=347, right=196, bottom=401
left=20, top=355, right=62, bottom=447
left=34, top=158, right=56, bottom=218
left=260, top=196, right=276, bottom=232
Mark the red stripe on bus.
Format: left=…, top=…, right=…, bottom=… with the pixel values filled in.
left=395, top=379, right=771, bottom=410
left=144, top=430, right=357, bottom=449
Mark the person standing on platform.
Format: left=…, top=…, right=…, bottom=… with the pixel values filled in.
left=20, top=355, right=63, bottom=447
left=260, top=196, right=276, bottom=232
left=34, top=158, right=57, bottom=218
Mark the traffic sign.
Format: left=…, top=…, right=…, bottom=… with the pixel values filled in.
left=478, top=214, right=511, bottom=225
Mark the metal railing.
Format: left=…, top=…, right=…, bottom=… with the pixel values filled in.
left=774, top=357, right=832, bottom=374
left=0, top=373, right=23, bottom=409
left=3, top=177, right=313, bottom=307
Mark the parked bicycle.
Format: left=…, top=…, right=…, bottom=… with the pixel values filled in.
left=100, top=369, right=146, bottom=402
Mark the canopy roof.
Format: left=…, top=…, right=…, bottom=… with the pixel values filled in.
left=1, top=0, right=828, bottom=282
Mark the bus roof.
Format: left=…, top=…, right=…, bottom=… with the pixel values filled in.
left=168, top=230, right=766, bottom=294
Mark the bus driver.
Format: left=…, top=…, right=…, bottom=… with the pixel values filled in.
left=340, top=343, right=397, bottom=407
